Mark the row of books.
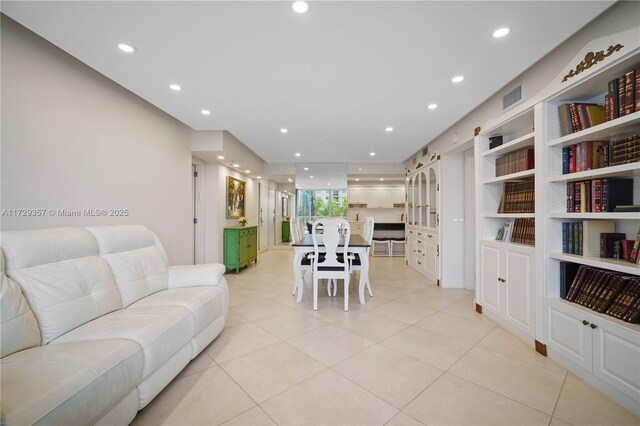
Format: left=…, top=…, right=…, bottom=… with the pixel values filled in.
left=495, top=218, right=535, bottom=246
left=561, top=222, right=640, bottom=263
left=561, top=263, right=640, bottom=323
left=497, top=179, right=534, bottom=213
left=605, top=68, right=640, bottom=122
left=609, top=134, right=640, bottom=167
left=562, top=136, right=640, bottom=174
left=495, top=147, right=534, bottom=177
left=558, top=103, right=605, bottom=136
left=566, top=178, right=633, bottom=213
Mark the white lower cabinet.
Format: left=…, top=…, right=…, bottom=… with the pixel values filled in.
left=406, top=226, right=439, bottom=283
left=479, top=241, right=535, bottom=338
left=547, top=299, right=640, bottom=403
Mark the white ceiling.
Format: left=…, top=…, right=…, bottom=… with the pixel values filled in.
left=2, top=1, right=613, bottom=164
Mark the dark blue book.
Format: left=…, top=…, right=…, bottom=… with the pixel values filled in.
left=562, top=222, right=569, bottom=253
left=578, top=222, right=584, bottom=256
left=562, top=147, right=570, bottom=174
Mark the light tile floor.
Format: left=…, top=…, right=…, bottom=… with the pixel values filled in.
left=132, top=250, right=639, bottom=426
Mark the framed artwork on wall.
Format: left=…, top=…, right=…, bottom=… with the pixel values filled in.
left=282, top=196, right=289, bottom=218
left=226, top=176, right=246, bottom=219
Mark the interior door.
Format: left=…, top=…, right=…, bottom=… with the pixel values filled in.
left=268, top=189, right=276, bottom=246
left=259, top=183, right=269, bottom=252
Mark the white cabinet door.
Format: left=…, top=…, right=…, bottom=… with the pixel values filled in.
left=365, top=188, right=380, bottom=208
left=379, top=188, right=394, bottom=208
left=547, top=300, right=592, bottom=371
left=592, top=319, right=640, bottom=401
left=348, top=188, right=358, bottom=203
left=423, top=238, right=438, bottom=282
left=504, top=246, right=535, bottom=336
left=393, top=188, right=405, bottom=204
left=480, top=244, right=501, bottom=316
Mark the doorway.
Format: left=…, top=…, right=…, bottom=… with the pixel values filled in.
left=259, top=182, right=269, bottom=252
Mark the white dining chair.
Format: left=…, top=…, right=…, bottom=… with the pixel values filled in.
left=311, top=218, right=351, bottom=311
left=348, top=217, right=374, bottom=298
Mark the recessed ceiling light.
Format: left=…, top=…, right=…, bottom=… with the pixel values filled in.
left=292, top=1, right=309, bottom=14
left=245, top=170, right=251, bottom=173
left=427, top=104, right=438, bottom=110
left=380, top=178, right=385, bottom=181
left=280, top=128, right=288, bottom=134
left=288, top=178, right=293, bottom=182
left=451, top=75, right=464, bottom=83
left=327, top=183, right=332, bottom=186
left=303, top=167, right=309, bottom=171
left=295, top=153, right=301, bottom=157
left=118, top=43, right=135, bottom=53
left=355, top=178, right=360, bottom=181
left=358, top=167, right=362, bottom=171
left=385, top=127, right=393, bottom=132
left=201, top=109, right=211, bottom=115
left=493, top=27, right=510, bottom=38
left=233, top=163, right=240, bottom=168
left=309, top=175, right=314, bottom=179
left=217, top=155, right=224, bottom=160
left=369, top=152, right=376, bottom=156
left=169, top=84, right=182, bottom=91
left=257, top=176, right=262, bottom=179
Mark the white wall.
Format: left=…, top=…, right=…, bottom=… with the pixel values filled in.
left=411, top=1, right=640, bottom=159
left=201, top=162, right=259, bottom=263
left=1, top=16, right=194, bottom=264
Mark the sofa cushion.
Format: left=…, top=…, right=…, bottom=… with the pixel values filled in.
left=0, top=339, right=143, bottom=426
left=1, top=250, right=41, bottom=357
left=87, top=225, right=170, bottom=307
left=1, top=228, right=122, bottom=344
left=53, top=304, right=195, bottom=379
left=130, top=284, right=228, bottom=336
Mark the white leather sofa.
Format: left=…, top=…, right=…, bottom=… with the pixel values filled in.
left=0, top=225, right=229, bottom=425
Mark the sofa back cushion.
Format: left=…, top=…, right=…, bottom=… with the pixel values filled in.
left=1, top=228, right=121, bottom=344
left=86, top=225, right=169, bottom=307
left=1, top=250, right=41, bottom=357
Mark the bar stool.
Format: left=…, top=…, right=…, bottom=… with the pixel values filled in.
left=390, top=238, right=405, bottom=257
left=371, top=238, right=390, bottom=256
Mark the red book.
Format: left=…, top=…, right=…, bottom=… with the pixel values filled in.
left=569, top=145, right=577, bottom=173
left=618, top=74, right=626, bottom=117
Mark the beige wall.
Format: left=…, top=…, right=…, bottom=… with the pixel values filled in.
left=1, top=16, right=194, bottom=264
left=419, top=1, right=640, bottom=158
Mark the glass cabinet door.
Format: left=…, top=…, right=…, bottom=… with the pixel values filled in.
left=412, top=175, right=419, bottom=226
left=420, top=170, right=428, bottom=227
left=407, top=176, right=414, bottom=225
left=427, top=162, right=439, bottom=229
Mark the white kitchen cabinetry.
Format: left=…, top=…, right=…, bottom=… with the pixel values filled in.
left=347, top=186, right=405, bottom=209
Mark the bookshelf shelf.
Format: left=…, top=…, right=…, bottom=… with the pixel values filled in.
left=483, top=169, right=535, bottom=184
left=484, top=213, right=535, bottom=218
left=549, top=252, right=640, bottom=275
left=548, top=162, right=640, bottom=182
left=549, top=212, right=640, bottom=219
left=482, top=239, right=535, bottom=250
left=547, top=111, right=640, bottom=148
left=481, top=132, right=535, bottom=157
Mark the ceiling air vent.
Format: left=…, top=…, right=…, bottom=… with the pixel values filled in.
left=502, top=84, right=522, bottom=110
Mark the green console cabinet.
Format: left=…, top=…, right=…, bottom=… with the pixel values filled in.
left=224, top=226, right=258, bottom=273
left=282, top=220, right=291, bottom=242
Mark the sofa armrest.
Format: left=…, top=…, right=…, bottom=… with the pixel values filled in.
left=168, top=263, right=226, bottom=289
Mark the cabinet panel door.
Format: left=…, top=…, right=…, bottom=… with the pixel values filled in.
left=547, top=301, right=592, bottom=371
left=393, top=188, right=405, bottom=204
left=592, top=319, right=640, bottom=400
left=379, top=188, right=394, bottom=208
left=239, top=233, right=249, bottom=263
left=365, top=188, right=380, bottom=208
left=504, top=248, right=535, bottom=336
left=423, top=239, right=437, bottom=282
left=480, top=244, right=501, bottom=315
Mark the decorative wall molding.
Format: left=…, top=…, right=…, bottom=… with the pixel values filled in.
left=561, top=43, right=624, bottom=82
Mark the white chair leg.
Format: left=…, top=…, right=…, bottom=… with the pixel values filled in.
left=313, top=277, right=318, bottom=311
left=327, top=279, right=332, bottom=296
left=332, top=278, right=338, bottom=296
left=344, top=276, right=350, bottom=311
left=366, top=280, right=373, bottom=296
left=291, top=280, right=297, bottom=296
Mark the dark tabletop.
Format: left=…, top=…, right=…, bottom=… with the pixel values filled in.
left=292, top=234, right=370, bottom=247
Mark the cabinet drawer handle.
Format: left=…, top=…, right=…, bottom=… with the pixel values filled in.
left=418, top=232, right=422, bottom=236
left=417, top=261, right=422, bottom=265
left=582, top=320, right=589, bottom=326
left=590, top=323, right=597, bottom=329
left=427, top=234, right=433, bottom=238
left=417, top=240, right=422, bottom=244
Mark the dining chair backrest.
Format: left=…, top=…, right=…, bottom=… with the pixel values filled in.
left=290, top=218, right=300, bottom=244
left=311, top=218, right=350, bottom=270
left=364, top=217, right=375, bottom=254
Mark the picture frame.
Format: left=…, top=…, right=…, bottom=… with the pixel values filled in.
left=226, top=176, right=246, bottom=219
left=282, top=196, right=289, bottom=218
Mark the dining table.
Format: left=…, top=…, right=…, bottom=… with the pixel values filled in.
left=291, top=234, right=371, bottom=305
